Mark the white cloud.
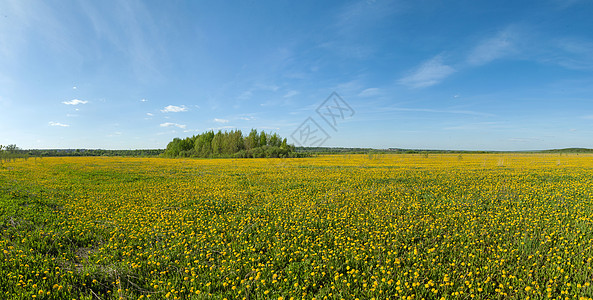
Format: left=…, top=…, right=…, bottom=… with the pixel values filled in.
left=146, top=112, right=154, bottom=116
left=467, top=29, right=517, bottom=66
left=214, top=118, right=229, bottom=123
left=62, top=99, right=88, bottom=105
left=239, top=116, right=256, bottom=121
left=283, top=90, right=299, bottom=98
left=160, top=122, right=186, bottom=129
left=183, top=129, right=201, bottom=133
left=398, top=56, right=456, bottom=88
left=358, top=88, right=380, bottom=97
left=141, top=98, right=148, bottom=102
left=161, top=105, right=187, bottom=113
left=49, top=121, right=69, bottom=127
left=72, top=86, right=77, bottom=90
left=106, top=131, right=123, bottom=137
left=208, top=125, right=236, bottom=131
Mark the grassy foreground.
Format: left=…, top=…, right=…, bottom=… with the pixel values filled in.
left=0, top=154, right=593, bottom=299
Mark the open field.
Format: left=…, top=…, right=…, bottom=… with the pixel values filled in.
left=1, top=154, right=593, bottom=299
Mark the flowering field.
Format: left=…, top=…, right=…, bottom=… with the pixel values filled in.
left=1, top=154, right=593, bottom=299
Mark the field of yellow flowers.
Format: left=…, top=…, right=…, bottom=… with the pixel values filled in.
left=1, top=154, right=593, bottom=299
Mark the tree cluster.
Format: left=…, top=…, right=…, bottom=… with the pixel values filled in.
left=163, top=129, right=301, bottom=158
left=0, top=144, right=28, bottom=162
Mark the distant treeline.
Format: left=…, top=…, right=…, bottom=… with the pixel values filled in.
left=3, top=142, right=592, bottom=159
left=4, top=147, right=164, bottom=158
left=539, top=148, right=593, bottom=153
left=297, top=147, right=497, bottom=154
left=163, top=129, right=303, bottom=158
left=296, top=147, right=593, bottom=154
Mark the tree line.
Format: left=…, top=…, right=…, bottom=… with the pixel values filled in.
left=24, top=149, right=164, bottom=157
left=163, top=129, right=302, bottom=158
left=0, top=145, right=164, bottom=158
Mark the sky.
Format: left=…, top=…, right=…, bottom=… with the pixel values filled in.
left=1, top=0, right=593, bottom=151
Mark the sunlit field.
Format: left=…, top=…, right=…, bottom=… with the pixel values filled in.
left=1, top=154, right=593, bottom=299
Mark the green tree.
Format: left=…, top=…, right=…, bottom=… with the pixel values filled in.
left=195, top=131, right=215, bottom=157
left=260, top=131, right=267, bottom=147
left=5, top=144, right=19, bottom=153
left=245, top=129, right=259, bottom=150
left=211, top=131, right=223, bottom=155
left=269, top=133, right=280, bottom=147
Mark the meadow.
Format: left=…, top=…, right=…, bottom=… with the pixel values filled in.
left=0, top=154, right=592, bottom=299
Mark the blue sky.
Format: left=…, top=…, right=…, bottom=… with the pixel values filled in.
left=1, top=0, right=593, bottom=150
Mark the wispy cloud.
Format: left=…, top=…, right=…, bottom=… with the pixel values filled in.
left=146, top=112, right=154, bottom=116
left=334, top=0, right=400, bottom=36
left=318, top=41, right=374, bottom=59
left=467, top=28, right=518, bottom=66
left=160, top=122, right=186, bottom=129
left=239, top=116, right=256, bottom=121
left=140, top=98, right=148, bottom=102
left=283, top=90, right=299, bottom=98
left=80, top=1, right=164, bottom=82
left=0, top=1, right=74, bottom=61
left=443, top=121, right=505, bottom=130
left=386, top=107, right=495, bottom=117
left=509, top=137, right=543, bottom=142
left=107, top=131, right=123, bottom=137
left=62, top=99, right=88, bottom=105
left=322, top=1, right=400, bottom=60
left=238, top=84, right=280, bottom=101
left=161, top=105, right=187, bottom=113
left=464, top=26, right=593, bottom=71
left=49, top=121, right=69, bottom=127
left=255, top=84, right=280, bottom=92
left=358, top=88, right=380, bottom=97
left=238, top=91, right=253, bottom=100
left=553, top=0, right=591, bottom=9
left=398, top=56, right=456, bottom=88
left=544, top=38, right=593, bottom=70
left=214, top=118, right=229, bottom=123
